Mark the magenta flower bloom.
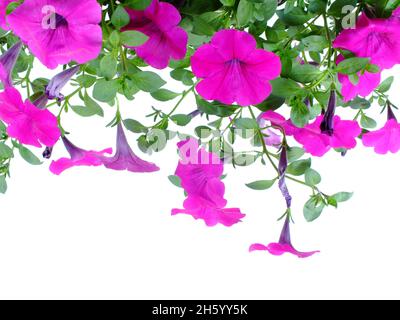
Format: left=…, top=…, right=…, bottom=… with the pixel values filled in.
left=191, top=29, right=281, bottom=106
left=250, top=216, right=319, bottom=258
left=337, top=55, right=381, bottom=102
left=103, top=123, right=159, bottom=173
left=259, top=110, right=299, bottom=136
left=124, top=0, right=188, bottom=69
left=362, top=119, right=400, bottom=154
left=0, top=0, right=15, bottom=30
left=333, top=13, right=400, bottom=69
left=50, top=137, right=112, bottom=175
left=172, top=138, right=245, bottom=227
left=362, top=108, right=400, bottom=154
left=0, top=42, right=22, bottom=88
left=294, top=116, right=362, bottom=157
left=8, top=0, right=102, bottom=69
left=0, top=87, right=60, bottom=147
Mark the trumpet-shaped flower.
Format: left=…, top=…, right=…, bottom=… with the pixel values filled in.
left=8, top=0, right=102, bottom=69
left=0, top=87, right=60, bottom=147
left=124, top=0, right=188, bottom=69
left=0, top=42, right=22, bottom=88
left=172, top=138, right=245, bottom=227
left=50, top=137, right=112, bottom=175
left=191, top=29, right=281, bottom=106
left=103, top=123, right=159, bottom=173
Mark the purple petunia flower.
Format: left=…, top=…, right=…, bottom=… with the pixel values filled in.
left=333, top=13, right=400, bottom=70
left=0, top=42, right=22, bottom=88
left=7, top=0, right=102, bottom=69
left=191, top=29, right=282, bottom=106
left=0, top=87, right=60, bottom=148
left=50, top=137, right=112, bottom=175
left=103, top=123, right=159, bottom=173
left=124, top=0, right=188, bottom=69
left=249, top=216, right=319, bottom=258
left=46, top=66, right=80, bottom=101
left=172, top=138, right=245, bottom=227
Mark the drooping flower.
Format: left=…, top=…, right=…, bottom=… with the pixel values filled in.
left=0, top=0, right=15, bottom=30
left=294, top=115, right=361, bottom=157
left=172, top=138, right=245, bottom=227
left=191, top=29, right=281, bottom=106
left=337, top=55, right=381, bottom=102
left=0, top=87, right=60, bottom=147
left=124, top=0, right=188, bottom=69
left=103, top=123, right=159, bottom=173
left=7, top=0, right=102, bottom=69
left=50, top=137, right=112, bottom=175
left=333, top=13, right=400, bottom=69
left=0, top=42, right=22, bottom=88
left=46, top=66, right=80, bottom=100
left=259, top=110, right=299, bottom=136
left=249, top=216, right=319, bottom=258
left=362, top=105, right=400, bottom=154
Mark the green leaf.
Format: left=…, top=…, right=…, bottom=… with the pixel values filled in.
left=19, top=145, right=42, bottom=165
left=309, top=0, right=328, bottom=14
left=304, top=197, right=325, bottom=222
left=336, top=57, right=370, bottom=75
left=361, top=114, right=377, bottom=129
left=220, top=0, right=236, bottom=6
left=301, top=35, right=329, bottom=52
left=234, top=118, right=258, bottom=130
left=131, top=71, right=166, bottom=93
left=100, top=55, right=117, bottom=80
left=246, top=179, right=276, bottom=190
left=287, top=147, right=305, bottom=162
left=168, top=175, right=182, bottom=188
left=111, top=5, right=130, bottom=29
left=196, top=96, right=238, bottom=117
left=286, top=158, right=311, bottom=176
left=290, top=101, right=310, bottom=128
left=271, top=78, right=305, bottom=98
left=328, top=0, right=357, bottom=17
left=126, top=0, right=152, bottom=10
left=305, top=168, right=321, bottom=186
left=331, top=192, right=353, bottom=203
left=84, top=93, right=104, bottom=117
left=120, top=30, right=149, bottom=47
left=289, top=64, right=321, bottom=83
left=150, top=89, right=180, bottom=101
left=377, top=76, right=394, bottom=93
left=237, top=0, right=254, bottom=26
left=76, top=75, right=96, bottom=88
left=0, top=175, right=7, bottom=194
left=195, top=126, right=213, bottom=139
left=93, top=79, right=119, bottom=102
left=277, top=8, right=313, bottom=25
left=123, top=119, right=148, bottom=134
left=170, top=114, right=192, bottom=126
left=0, top=143, right=13, bottom=158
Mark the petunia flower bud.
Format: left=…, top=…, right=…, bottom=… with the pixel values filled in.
left=278, top=145, right=292, bottom=209
left=0, top=42, right=22, bottom=88
left=320, top=90, right=336, bottom=136
left=46, top=65, right=80, bottom=101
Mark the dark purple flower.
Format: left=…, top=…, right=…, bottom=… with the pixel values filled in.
left=320, top=90, right=336, bottom=136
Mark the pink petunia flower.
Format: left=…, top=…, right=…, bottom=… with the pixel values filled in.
left=250, top=216, right=319, bottom=258
left=0, top=0, right=15, bottom=30
left=362, top=106, right=400, bottom=154
left=294, top=115, right=361, bottom=157
left=333, top=13, right=400, bottom=69
left=0, top=87, right=60, bottom=147
left=124, top=0, right=188, bottom=69
left=103, top=123, right=159, bottom=173
left=7, top=0, right=102, bottom=69
left=0, top=42, right=22, bottom=88
left=191, top=29, right=281, bottom=106
left=50, top=137, right=112, bottom=175
left=337, top=55, right=381, bottom=102
left=172, top=138, right=245, bottom=227
left=259, top=110, right=299, bottom=136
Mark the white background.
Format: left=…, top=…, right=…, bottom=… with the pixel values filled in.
left=0, top=63, right=399, bottom=300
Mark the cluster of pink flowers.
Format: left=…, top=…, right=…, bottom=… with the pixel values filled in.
left=0, top=0, right=400, bottom=259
